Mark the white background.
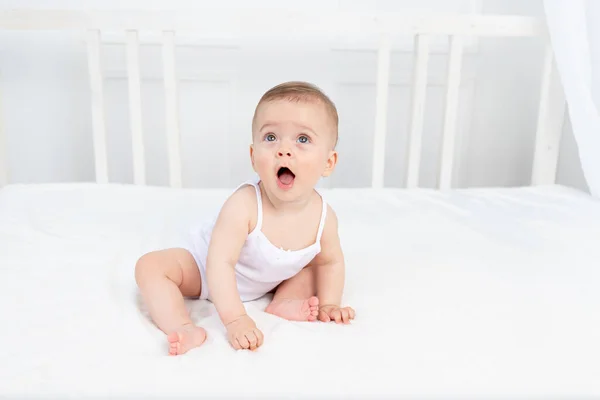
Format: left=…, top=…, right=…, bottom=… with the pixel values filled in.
left=0, top=0, right=589, bottom=191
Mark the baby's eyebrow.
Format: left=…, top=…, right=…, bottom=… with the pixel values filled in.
left=258, top=122, right=277, bottom=131
left=259, top=121, right=318, bottom=136
left=301, top=127, right=318, bottom=136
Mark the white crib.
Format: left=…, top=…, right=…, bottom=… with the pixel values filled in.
left=1, top=8, right=599, bottom=399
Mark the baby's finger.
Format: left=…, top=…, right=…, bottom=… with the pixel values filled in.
left=332, top=309, right=342, bottom=323
left=237, top=333, right=250, bottom=349
left=245, top=332, right=258, bottom=350
left=341, top=309, right=349, bottom=324
left=228, top=332, right=240, bottom=350
left=254, top=329, right=264, bottom=347
left=318, top=310, right=330, bottom=322
left=349, top=307, right=356, bottom=320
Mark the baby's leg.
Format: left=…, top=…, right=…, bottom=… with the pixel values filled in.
left=265, top=265, right=319, bottom=322
left=135, top=248, right=206, bottom=355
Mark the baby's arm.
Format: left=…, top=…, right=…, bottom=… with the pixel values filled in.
left=311, top=206, right=355, bottom=324
left=205, top=188, right=264, bottom=350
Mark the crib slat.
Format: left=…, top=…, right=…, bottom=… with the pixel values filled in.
left=0, top=75, right=7, bottom=186
left=162, top=31, right=183, bottom=188
left=126, top=30, right=146, bottom=185
left=371, top=34, right=392, bottom=189
left=438, top=35, right=464, bottom=190
left=406, top=34, right=430, bottom=188
left=86, top=29, right=109, bottom=184
left=531, top=44, right=565, bottom=185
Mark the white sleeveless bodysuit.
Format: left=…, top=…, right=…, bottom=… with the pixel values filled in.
left=184, top=176, right=327, bottom=302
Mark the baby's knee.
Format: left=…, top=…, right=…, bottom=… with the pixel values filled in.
left=134, top=251, right=163, bottom=284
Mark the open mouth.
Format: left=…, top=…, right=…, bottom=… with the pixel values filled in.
left=277, top=167, right=295, bottom=189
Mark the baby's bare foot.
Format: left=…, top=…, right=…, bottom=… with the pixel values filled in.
left=265, top=296, right=319, bottom=322
left=167, top=324, right=207, bottom=356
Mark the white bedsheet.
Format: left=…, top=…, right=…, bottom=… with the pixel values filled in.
left=1, top=182, right=599, bottom=398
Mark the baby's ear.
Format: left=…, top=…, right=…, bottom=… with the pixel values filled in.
left=322, top=150, right=338, bottom=177
left=249, top=144, right=256, bottom=170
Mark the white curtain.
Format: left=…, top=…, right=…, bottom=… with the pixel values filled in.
left=544, top=0, right=600, bottom=197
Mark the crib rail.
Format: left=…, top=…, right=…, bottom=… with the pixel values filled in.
left=0, top=10, right=545, bottom=36
left=0, top=9, right=563, bottom=189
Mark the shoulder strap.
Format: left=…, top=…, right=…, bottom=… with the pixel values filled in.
left=315, top=193, right=328, bottom=243
left=232, top=175, right=263, bottom=231
left=251, top=179, right=263, bottom=231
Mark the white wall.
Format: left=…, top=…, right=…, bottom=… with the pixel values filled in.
left=0, top=0, right=590, bottom=191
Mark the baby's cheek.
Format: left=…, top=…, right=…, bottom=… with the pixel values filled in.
left=253, top=154, right=271, bottom=171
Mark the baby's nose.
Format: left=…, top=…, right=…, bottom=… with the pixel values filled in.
left=277, top=149, right=292, bottom=157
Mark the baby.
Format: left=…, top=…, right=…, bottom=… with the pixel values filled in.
left=135, top=81, right=355, bottom=355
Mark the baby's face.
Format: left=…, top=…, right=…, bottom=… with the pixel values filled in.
left=250, top=99, right=337, bottom=202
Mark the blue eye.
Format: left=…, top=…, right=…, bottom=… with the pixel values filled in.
left=265, top=133, right=276, bottom=142
left=297, top=135, right=310, bottom=144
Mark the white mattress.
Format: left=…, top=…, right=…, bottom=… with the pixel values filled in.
left=1, top=182, right=600, bottom=398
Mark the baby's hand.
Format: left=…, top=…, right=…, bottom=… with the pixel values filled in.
left=318, top=304, right=355, bottom=324
left=225, top=314, right=264, bottom=351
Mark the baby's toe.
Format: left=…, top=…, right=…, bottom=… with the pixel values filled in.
left=167, top=332, right=180, bottom=344
left=308, top=296, right=319, bottom=307
left=167, top=332, right=181, bottom=355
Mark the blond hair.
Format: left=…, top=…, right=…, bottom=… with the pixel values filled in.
left=252, top=81, right=339, bottom=147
